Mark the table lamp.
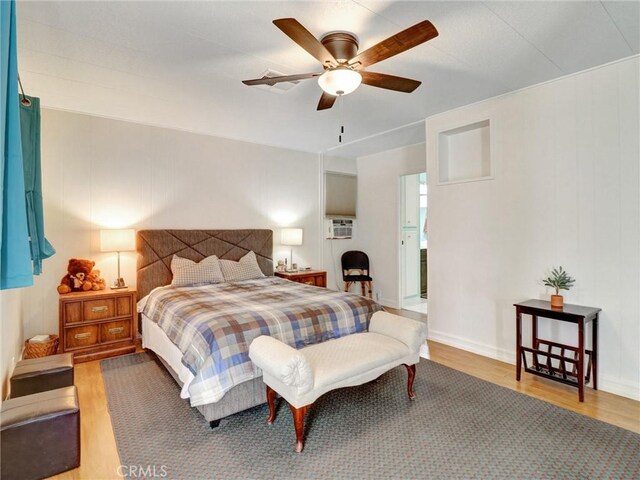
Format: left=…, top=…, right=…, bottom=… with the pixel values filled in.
left=281, top=228, right=303, bottom=272
left=100, top=229, right=135, bottom=289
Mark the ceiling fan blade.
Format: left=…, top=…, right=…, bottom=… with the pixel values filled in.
left=360, top=71, right=421, bottom=93
left=348, top=20, right=438, bottom=69
left=273, top=18, right=338, bottom=67
left=242, top=72, right=321, bottom=86
left=317, top=92, right=337, bottom=111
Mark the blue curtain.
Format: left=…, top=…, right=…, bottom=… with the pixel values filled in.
left=20, top=95, right=55, bottom=274
left=1, top=0, right=33, bottom=289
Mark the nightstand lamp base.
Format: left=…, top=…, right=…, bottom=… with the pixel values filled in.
left=112, top=277, right=128, bottom=290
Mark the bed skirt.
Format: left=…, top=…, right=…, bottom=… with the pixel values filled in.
left=152, top=353, right=267, bottom=422
left=142, top=314, right=266, bottom=422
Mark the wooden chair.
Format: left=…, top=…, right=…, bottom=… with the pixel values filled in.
left=341, top=250, right=373, bottom=298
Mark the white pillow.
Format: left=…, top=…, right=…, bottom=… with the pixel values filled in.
left=170, top=255, right=224, bottom=287
left=219, top=251, right=265, bottom=282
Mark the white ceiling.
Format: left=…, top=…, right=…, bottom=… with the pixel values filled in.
left=17, top=1, right=639, bottom=158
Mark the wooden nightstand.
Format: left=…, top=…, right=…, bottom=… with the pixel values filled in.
left=275, top=270, right=327, bottom=288
left=59, top=289, right=137, bottom=363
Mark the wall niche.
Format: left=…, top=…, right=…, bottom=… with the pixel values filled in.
left=438, top=119, right=493, bottom=185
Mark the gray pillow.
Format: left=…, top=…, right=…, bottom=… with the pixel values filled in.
left=170, top=255, right=224, bottom=286
left=220, top=251, right=265, bottom=282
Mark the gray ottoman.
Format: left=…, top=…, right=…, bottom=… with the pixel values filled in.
left=1, top=386, right=80, bottom=480
left=10, top=353, right=74, bottom=398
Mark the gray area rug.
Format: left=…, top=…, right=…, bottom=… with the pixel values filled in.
left=101, top=352, right=639, bottom=479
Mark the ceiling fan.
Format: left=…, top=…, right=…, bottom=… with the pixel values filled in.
left=242, top=18, right=439, bottom=111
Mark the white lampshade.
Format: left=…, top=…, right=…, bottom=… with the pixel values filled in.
left=281, top=228, right=303, bottom=246
left=318, top=67, right=362, bottom=96
left=100, top=229, right=136, bottom=252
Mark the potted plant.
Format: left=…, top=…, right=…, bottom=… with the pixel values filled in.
left=543, top=266, right=575, bottom=308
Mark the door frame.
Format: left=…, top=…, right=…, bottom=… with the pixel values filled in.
left=398, top=172, right=424, bottom=309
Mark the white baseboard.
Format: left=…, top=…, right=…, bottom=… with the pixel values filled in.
left=428, top=329, right=515, bottom=365
left=598, top=377, right=640, bottom=401
left=379, top=297, right=400, bottom=309
left=427, top=329, right=640, bottom=401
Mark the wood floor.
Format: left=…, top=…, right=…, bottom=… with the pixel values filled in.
left=51, top=317, right=639, bottom=479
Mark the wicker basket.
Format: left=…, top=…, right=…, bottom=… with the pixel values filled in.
left=24, top=335, right=59, bottom=359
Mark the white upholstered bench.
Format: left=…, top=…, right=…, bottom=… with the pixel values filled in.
left=248, top=311, right=427, bottom=452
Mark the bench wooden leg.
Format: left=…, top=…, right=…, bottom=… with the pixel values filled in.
left=266, top=385, right=277, bottom=424
left=404, top=364, right=416, bottom=400
left=288, top=403, right=309, bottom=453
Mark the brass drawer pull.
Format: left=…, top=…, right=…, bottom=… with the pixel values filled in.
left=74, top=332, right=91, bottom=340
left=108, top=327, right=124, bottom=335
left=91, top=305, right=108, bottom=313
left=304, top=281, right=314, bottom=285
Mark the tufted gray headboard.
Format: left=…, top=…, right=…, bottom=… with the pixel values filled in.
left=136, top=229, right=273, bottom=300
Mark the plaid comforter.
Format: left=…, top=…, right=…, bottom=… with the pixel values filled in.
left=139, top=277, right=382, bottom=406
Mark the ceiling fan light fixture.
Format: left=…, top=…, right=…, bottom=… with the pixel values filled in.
left=318, top=67, right=362, bottom=96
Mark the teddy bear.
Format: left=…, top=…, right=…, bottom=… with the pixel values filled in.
left=57, top=259, right=106, bottom=294
left=86, top=269, right=106, bottom=291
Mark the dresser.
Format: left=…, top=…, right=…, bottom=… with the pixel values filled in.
left=275, top=270, right=327, bottom=288
left=58, top=289, right=137, bottom=363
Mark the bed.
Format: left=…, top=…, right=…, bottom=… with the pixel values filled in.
left=136, top=229, right=382, bottom=425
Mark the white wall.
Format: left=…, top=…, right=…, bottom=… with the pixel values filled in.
left=0, top=289, right=23, bottom=398
left=23, top=109, right=321, bottom=339
left=426, top=56, right=639, bottom=400
left=356, top=143, right=426, bottom=307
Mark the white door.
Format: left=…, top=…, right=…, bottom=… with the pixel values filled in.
left=403, top=174, right=419, bottom=227
left=400, top=174, right=421, bottom=306
left=402, top=230, right=420, bottom=300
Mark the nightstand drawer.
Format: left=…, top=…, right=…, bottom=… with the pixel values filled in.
left=83, top=298, right=115, bottom=321
left=63, top=302, right=83, bottom=323
left=300, top=273, right=326, bottom=287
left=65, top=325, right=99, bottom=349
left=100, top=320, right=132, bottom=343
left=116, top=296, right=132, bottom=316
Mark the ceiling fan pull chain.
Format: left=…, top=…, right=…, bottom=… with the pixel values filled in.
left=338, top=95, right=343, bottom=143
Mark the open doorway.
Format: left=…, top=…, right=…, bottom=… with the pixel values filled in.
left=400, top=172, right=427, bottom=314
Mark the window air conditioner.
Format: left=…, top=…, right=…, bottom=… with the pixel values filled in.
left=326, top=219, right=354, bottom=239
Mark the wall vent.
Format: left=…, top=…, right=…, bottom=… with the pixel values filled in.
left=254, top=69, right=301, bottom=94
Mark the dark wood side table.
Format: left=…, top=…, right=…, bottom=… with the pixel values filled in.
left=514, top=299, right=601, bottom=402
left=275, top=270, right=327, bottom=288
